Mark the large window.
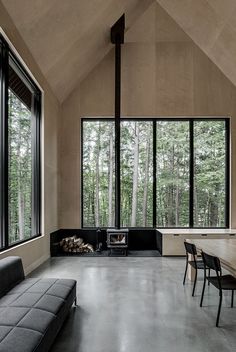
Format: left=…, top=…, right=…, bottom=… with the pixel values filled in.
left=194, top=120, right=227, bottom=227
left=0, top=35, right=41, bottom=250
left=156, top=121, right=189, bottom=227
left=82, top=120, right=115, bottom=227
left=121, top=121, right=153, bottom=227
left=82, top=118, right=229, bottom=228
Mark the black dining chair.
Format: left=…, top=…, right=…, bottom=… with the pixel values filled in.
left=183, top=241, right=206, bottom=296
left=200, top=251, right=236, bottom=327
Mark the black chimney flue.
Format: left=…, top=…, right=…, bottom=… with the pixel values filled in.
left=111, top=14, right=125, bottom=229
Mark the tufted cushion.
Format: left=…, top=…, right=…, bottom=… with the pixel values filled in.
left=0, top=278, right=76, bottom=352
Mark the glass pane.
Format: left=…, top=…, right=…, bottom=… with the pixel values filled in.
left=194, top=120, right=226, bottom=227
left=8, top=88, right=32, bottom=244
left=82, top=120, right=115, bottom=227
left=156, top=121, right=189, bottom=227
left=120, top=121, right=153, bottom=227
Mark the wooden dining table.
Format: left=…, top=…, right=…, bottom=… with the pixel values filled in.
left=186, top=238, right=236, bottom=280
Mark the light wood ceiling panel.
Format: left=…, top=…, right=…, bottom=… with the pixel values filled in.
left=156, top=0, right=236, bottom=90
left=2, top=0, right=153, bottom=101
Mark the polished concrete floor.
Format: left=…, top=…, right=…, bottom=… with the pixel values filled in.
left=29, top=257, right=236, bottom=352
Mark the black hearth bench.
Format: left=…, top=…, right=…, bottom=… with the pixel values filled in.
left=50, top=228, right=160, bottom=256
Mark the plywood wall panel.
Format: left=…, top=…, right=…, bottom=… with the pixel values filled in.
left=122, top=44, right=156, bottom=116
left=193, top=45, right=235, bottom=116
left=156, top=42, right=193, bottom=115
left=80, top=51, right=114, bottom=117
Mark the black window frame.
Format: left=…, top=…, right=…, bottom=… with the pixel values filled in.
left=0, top=34, right=41, bottom=251
left=81, top=117, right=230, bottom=230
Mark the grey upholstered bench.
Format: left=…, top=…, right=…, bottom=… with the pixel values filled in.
left=0, top=256, right=77, bottom=352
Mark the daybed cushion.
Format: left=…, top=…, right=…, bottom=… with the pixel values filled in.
left=0, top=256, right=24, bottom=299
left=0, top=277, right=76, bottom=352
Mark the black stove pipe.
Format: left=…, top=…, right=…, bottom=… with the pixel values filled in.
left=111, top=14, right=125, bottom=229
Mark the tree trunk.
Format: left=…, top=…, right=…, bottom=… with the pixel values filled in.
left=95, top=125, right=101, bottom=227
left=175, top=162, right=179, bottom=226
left=18, top=192, right=24, bottom=240
left=194, top=187, right=199, bottom=226
left=17, top=99, right=24, bottom=240
left=131, top=124, right=139, bottom=226
left=168, top=145, right=175, bottom=226
left=210, top=184, right=219, bottom=226
left=92, top=184, right=95, bottom=226
left=108, top=124, right=113, bottom=226
left=142, top=127, right=151, bottom=226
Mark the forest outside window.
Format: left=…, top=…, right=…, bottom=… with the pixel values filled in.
left=82, top=118, right=229, bottom=229
left=82, top=120, right=115, bottom=227
left=156, top=121, right=190, bottom=227
left=120, top=120, right=153, bottom=227
left=194, top=120, right=227, bottom=227
left=0, top=35, right=41, bottom=250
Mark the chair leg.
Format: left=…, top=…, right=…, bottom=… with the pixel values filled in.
left=192, top=269, right=197, bottom=297
left=74, top=296, right=78, bottom=306
left=231, top=290, right=234, bottom=308
left=183, top=257, right=188, bottom=285
left=200, top=271, right=206, bottom=307
left=208, top=268, right=210, bottom=286
left=216, top=292, right=222, bottom=327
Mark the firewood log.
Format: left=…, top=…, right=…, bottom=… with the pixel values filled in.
left=59, top=239, right=65, bottom=246
left=60, top=235, right=94, bottom=254
left=74, top=238, right=83, bottom=246
left=87, top=244, right=94, bottom=252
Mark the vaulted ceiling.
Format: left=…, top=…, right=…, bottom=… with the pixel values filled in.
left=2, top=0, right=236, bottom=103
left=156, top=0, right=236, bottom=91
left=1, top=0, right=153, bottom=102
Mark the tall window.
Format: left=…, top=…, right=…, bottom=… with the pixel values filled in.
left=121, top=121, right=153, bottom=227
left=156, top=121, right=189, bottom=227
left=0, top=35, right=41, bottom=249
left=194, top=120, right=227, bottom=227
left=82, top=120, right=115, bottom=227
left=82, top=119, right=229, bottom=229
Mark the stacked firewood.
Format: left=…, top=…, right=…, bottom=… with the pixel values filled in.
left=60, top=236, right=94, bottom=253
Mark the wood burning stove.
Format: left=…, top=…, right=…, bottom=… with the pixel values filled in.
left=107, top=229, right=129, bottom=256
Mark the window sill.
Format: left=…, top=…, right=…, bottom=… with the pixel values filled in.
left=0, top=234, right=43, bottom=254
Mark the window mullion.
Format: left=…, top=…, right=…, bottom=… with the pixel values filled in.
left=189, top=120, right=194, bottom=228
left=225, top=118, right=230, bottom=228
left=153, top=120, right=156, bottom=228
left=0, top=38, right=9, bottom=248
left=31, top=92, right=41, bottom=235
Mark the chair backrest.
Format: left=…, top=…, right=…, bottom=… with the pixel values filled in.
left=201, top=251, right=221, bottom=273
left=184, top=241, right=197, bottom=255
